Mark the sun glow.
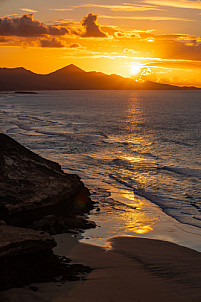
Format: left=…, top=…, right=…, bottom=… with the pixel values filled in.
left=131, top=63, right=141, bottom=75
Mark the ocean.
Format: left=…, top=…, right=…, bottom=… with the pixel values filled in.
left=1, top=90, right=201, bottom=250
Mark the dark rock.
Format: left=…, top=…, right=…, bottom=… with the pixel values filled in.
left=29, top=286, right=39, bottom=292
left=31, top=215, right=69, bottom=235
left=0, top=224, right=56, bottom=257
left=0, top=224, right=55, bottom=290
left=0, top=134, right=95, bottom=290
left=64, top=216, right=96, bottom=230
left=0, top=225, right=92, bottom=290
left=0, top=220, right=6, bottom=225
left=0, top=133, right=94, bottom=228
left=31, top=214, right=96, bottom=235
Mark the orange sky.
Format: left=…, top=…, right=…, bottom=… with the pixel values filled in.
left=0, top=0, right=201, bottom=87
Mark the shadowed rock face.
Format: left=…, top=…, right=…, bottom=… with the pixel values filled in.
left=0, top=134, right=94, bottom=290
left=0, top=133, right=93, bottom=228
left=0, top=224, right=55, bottom=258
left=0, top=224, right=92, bottom=291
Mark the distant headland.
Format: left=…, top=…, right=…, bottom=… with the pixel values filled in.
left=0, top=64, right=200, bottom=91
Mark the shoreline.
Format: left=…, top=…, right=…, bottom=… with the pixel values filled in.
left=77, top=181, right=201, bottom=252
left=1, top=234, right=201, bottom=302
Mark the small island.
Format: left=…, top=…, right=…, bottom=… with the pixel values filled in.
left=15, top=91, right=38, bottom=94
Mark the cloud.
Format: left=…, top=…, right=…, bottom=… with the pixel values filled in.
left=40, top=37, right=65, bottom=47
left=51, top=19, right=74, bottom=26
left=144, top=0, right=201, bottom=10
left=20, top=8, right=38, bottom=13
left=0, top=36, right=7, bottom=42
left=115, top=31, right=141, bottom=38
left=74, top=4, right=162, bottom=11
left=81, top=13, right=107, bottom=37
left=69, top=43, right=81, bottom=48
left=145, top=59, right=201, bottom=69
left=99, top=15, right=192, bottom=21
left=0, top=14, right=69, bottom=37
left=124, top=48, right=138, bottom=53
left=100, top=26, right=118, bottom=36
left=49, top=8, right=72, bottom=11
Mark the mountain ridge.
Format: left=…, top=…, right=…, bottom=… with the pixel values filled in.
left=0, top=64, right=199, bottom=90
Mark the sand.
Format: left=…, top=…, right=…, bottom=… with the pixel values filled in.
left=1, top=235, right=201, bottom=302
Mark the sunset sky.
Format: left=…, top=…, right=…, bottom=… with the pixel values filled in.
left=1, top=0, right=201, bottom=87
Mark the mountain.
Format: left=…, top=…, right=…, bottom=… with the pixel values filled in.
left=50, top=64, right=85, bottom=75
left=0, top=65, right=199, bottom=91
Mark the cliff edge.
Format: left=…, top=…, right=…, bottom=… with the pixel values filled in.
left=0, top=133, right=94, bottom=290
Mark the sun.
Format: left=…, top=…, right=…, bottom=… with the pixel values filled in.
left=131, top=63, right=141, bottom=75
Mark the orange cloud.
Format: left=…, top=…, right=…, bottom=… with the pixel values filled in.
left=20, top=8, right=38, bottom=13
left=74, top=4, right=162, bottom=11
left=99, top=15, right=192, bottom=21
left=40, top=37, right=65, bottom=48
left=49, top=8, right=72, bottom=11
left=144, top=0, right=201, bottom=10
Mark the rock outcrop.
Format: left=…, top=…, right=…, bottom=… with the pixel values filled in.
left=0, top=133, right=94, bottom=290
left=0, top=223, right=92, bottom=290
left=0, top=133, right=94, bottom=229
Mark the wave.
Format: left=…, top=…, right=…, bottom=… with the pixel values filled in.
left=160, top=137, right=193, bottom=147
left=109, top=173, right=138, bottom=189
left=108, top=172, right=201, bottom=229
left=158, top=165, right=201, bottom=178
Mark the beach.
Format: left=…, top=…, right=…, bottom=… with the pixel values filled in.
left=0, top=91, right=201, bottom=301
left=1, top=235, right=201, bottom=302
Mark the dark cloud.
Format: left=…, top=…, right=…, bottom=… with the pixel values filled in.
left=0, top=36, right=7, bottom=42
left=0, top=14, right=69, bottom=37
left=81, top=13, right=107, bottom=38
left=40, top=37, right=65, bottom=48
left=69, top=43, right=81, bottom=48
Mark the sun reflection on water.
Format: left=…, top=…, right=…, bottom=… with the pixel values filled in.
left=112, top=191, right=158, bottom=235
left=81, top=187, right=160, bottom=247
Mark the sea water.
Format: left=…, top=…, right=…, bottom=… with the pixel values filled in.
left=1, top=90, right=201, bottom=250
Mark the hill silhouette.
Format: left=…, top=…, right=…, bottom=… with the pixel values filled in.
left=0, top=65, right=198, bottom=91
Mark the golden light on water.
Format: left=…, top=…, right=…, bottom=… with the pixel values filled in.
left=132, top=225, right=153, bottom=234
left=110, top=191, right=159, bottom=235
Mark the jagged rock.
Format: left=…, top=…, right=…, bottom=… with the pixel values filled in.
left=31, top=215, right=69, bottom=235
left=64, top=216, right=96, bottom=230
left=0, top=224, right=92, bottom=290
left=0, top=134, right=95, bottom=290
left=0, top=224, right=55, bottom=290
left=0, top=133, right=93, bottom=227
left=31, top=214, right=96, bottom=235
left=0, top=224, right=56, bottom=258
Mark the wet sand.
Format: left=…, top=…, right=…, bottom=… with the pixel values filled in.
left=1, top=235, right=201, bottom=302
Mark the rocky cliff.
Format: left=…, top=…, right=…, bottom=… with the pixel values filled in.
left=0, top=133, right=94, bottom=290
left=0, top=133, right=94, bottom=231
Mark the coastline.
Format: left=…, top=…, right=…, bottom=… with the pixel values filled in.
left=77, top=180, right=201, bottom=252
left=1, top=234, right=201, bottom=302
left=1, top=91, right=201, bottom=301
